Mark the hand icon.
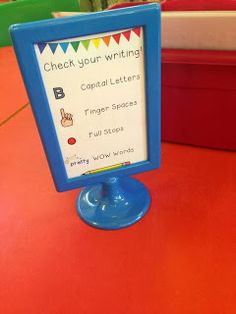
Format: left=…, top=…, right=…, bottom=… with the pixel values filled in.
left=60, top=108, right=73, bottom=127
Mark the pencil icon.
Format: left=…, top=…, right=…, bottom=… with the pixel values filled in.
left=82, top=162, right=130, bottom=175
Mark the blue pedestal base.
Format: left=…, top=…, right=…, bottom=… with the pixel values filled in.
left=76, top=176, right=150, bottom=230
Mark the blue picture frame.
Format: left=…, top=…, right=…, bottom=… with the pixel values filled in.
left=10, top=4, right=161, bottom=192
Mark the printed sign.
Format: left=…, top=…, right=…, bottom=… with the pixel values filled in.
left=10, top=4, right=161, bottom=190
left=35, top=27, right=147, bottom=179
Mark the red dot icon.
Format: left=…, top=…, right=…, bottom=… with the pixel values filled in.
left=68, top=137, right=76, bottom=145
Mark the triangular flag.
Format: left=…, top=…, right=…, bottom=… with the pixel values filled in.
left=122, top=30, right=131, bottom=41
left=113, top=33, right=121, bottom=44
left=132, top=27, right=141, bottom=37
left=38, top=43, right=47, bottom=54
left=49, top=43, right=58, bottom=54
left=102, top=36, right=111, bottom=47
left=92, top=38, right=100, bottom=49
left=71, top=41, right=80, bottom=52
left=59, top=42, right=69, bottom=53
left=81, top=39, right=90, bottom=50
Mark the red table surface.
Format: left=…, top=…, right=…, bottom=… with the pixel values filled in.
left=0, top=47, right=236, bottom=314
left=1, top=106, right=236, bottom=314
left=0, top=47, right=28, bottom=123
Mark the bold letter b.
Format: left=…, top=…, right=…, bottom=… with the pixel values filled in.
left=53, top=87, right=65, bottom=99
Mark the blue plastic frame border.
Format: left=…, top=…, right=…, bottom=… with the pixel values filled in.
left=10, top=4, right=161, bottom=192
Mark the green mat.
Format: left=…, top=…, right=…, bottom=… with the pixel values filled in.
left=89, top=0, right=150, bottom=11
left=0, top=0, right=80, bottom=47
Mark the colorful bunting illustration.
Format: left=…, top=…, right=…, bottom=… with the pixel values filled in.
left=102, top=36, right=111, bottom=47
left=132, top=27, right=141, bottom=37
left=81, top=39, right=90, bottom=50
left=71, top=41, right=80, bottom=52
left=60, top=42, right=69, bottom=53
left=112, top=33, right=121, bottom=44
left=122, top=30, right=131, bottom=41
left=38, top=42, right=47, bottom=53
left=92, top=38, right=100, bottom=48
left=37, top=27, right=141, bottom=54
left=48, top=43, right=57, bottom=54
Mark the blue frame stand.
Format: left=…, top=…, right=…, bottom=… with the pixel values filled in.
left=10, top=5, right=161, bottom=230
left=77, top=176, right=150, bottom=230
